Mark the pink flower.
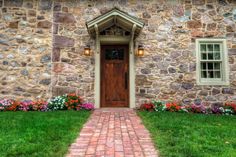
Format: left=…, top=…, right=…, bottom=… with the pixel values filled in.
left=81, top=103, right=94, bottom=110
left=0, top=99, right=14, bottom=111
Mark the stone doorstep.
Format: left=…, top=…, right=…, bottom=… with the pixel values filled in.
left=95, top=108, right=134, bottom=112
left=66, top=109, right=159, bottom=157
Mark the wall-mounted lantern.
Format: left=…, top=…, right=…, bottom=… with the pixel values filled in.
left=84, top=45, right=91, bottom=56
left=136, top=45, right=144, bottom=57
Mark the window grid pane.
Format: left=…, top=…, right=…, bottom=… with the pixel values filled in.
left=198, top=41, right=227, bottom=84
left=200, top=43, right=222, bottom=61
left=200, top=61, right=222, bottom=79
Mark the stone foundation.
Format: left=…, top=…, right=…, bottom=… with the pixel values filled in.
left=0, top=0, right=236, bottom=107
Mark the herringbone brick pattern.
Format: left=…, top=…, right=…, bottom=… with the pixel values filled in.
left=67, top=108, right=158, bottom=157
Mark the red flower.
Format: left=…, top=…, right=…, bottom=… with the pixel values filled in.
left=140, top=103, right=154, bottom=111
left=166, top=102, right=181, bottom=112
left=65, top=93, right=83, bottom=110
left=5, top=101, right=20, bottom=111
left=225, top=102, right=236, bottom=113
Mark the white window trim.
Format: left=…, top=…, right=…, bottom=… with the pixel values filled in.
left=196, top=38, right=230, bottom=86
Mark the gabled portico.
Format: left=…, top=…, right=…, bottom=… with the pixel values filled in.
left=86, top=8, right=144, bottom=108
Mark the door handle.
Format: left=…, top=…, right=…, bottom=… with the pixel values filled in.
left=125, top=72, right=128, bottom=89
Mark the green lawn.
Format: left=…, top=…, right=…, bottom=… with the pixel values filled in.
left=0, top=111, right=90, bottom=157
left=138, top=111, right=236, bottom=157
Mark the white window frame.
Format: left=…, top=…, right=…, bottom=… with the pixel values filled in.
left=196, top=38, right=229, bottom=86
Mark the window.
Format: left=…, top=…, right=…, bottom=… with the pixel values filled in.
left=105, top=48, right=124, bottom=60
left=196, top=39, right=229, bottom=85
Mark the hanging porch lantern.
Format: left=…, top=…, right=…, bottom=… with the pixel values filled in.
left=84, top=45, right=91, bottom=56
left=136, top=45, right=144, bottom=57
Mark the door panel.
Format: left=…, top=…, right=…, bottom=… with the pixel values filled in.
left=101, top=45, right=129, bottom=107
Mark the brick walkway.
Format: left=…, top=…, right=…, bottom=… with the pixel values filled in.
left=67, top=108, right=158, bottom=157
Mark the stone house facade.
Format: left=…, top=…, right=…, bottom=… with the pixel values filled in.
left=0, top=0, right=236, bottom=108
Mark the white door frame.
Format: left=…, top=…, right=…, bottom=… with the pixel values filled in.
left=94, top=36, right=136, bottom=108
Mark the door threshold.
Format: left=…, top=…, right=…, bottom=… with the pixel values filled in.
left=97, top=108, right=133, bottom=111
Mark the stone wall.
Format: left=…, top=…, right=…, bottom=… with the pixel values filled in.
left=51, top=1, right=95, bottom=103
left=0, top=0, right=52, bottom=100
left=134, top=0, right=236, bottom=107
left=1, top=0, right=236, bottom=107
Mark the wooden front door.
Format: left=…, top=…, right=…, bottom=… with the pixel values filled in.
left=101, top=45, right=129, bottom=107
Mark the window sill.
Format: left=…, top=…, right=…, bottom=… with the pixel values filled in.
left=197, top=81, right=230, bottom=86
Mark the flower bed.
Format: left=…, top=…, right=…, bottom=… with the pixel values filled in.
left=139, top=100, right=236, bottom=116
left=0, top=93, right=94, bottom=112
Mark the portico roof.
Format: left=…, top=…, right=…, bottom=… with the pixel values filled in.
left=86, top=8, right=145, bottom=38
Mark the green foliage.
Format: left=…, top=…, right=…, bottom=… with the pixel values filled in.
left=152, top=100, right=166, bottom=112
left=138, top=111, right=236, bottom=157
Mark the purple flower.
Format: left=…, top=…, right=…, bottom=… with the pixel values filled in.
left=39, top=102, right=48, bottom=112
left=189, top=103, right=206, bottom=113
left=211, top=106, right=224, bottom=114
left=19, top=100, right=33, bottom=111
left=41, top=105, right=48, bottom=112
